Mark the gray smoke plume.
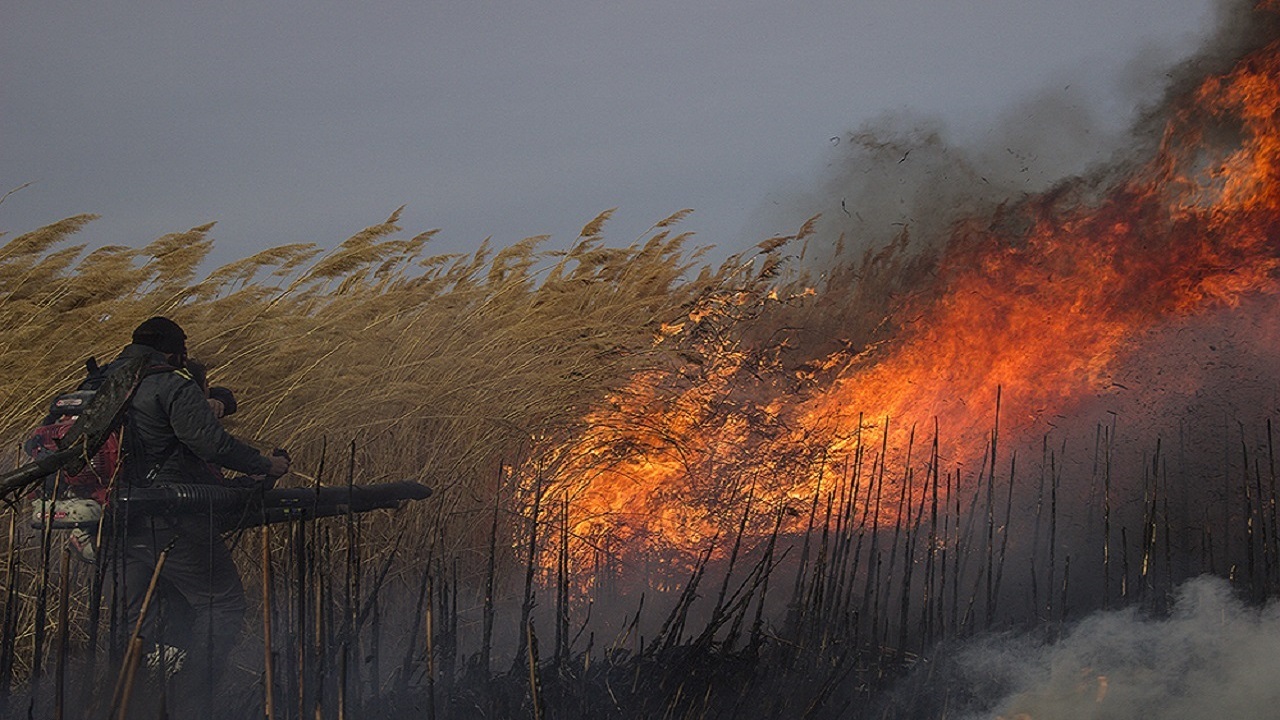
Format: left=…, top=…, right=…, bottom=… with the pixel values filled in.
left=955, top=575, right=1280, bottom=720
left=770, top=0, right=1280, bottom=272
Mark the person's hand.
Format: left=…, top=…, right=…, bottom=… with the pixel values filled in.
left=266, top=449, right=291, bottom=479
left=207, top=397, right=226, bottom=418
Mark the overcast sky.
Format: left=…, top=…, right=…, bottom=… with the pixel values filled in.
left=2, top=1, right=1218, bottom=267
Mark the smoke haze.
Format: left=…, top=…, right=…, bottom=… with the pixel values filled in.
left=953, top=576, right=1280, bottom=720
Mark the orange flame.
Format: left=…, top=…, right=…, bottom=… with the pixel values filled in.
left=541, top=28, right=1280, bottom=577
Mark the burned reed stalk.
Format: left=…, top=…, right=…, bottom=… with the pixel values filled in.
left=1141, top=442, right=1162, bottom=600
left=985, top=390, right=1001, bottom=629
left=369, top=587, right=381, bottom=710
left=881, top=474, right=908, bottom=650
left=54, top=544, right=70, bottom=720
left=1121, top=526, right=1130, bottom=600
left=656, top=543, right=714, bottom=653
left=859, top=420, right=890, bottom=644
left=921, top=426, right=939, bottom=647
left=832, top=417, right=866, bottom=633
left=83, top=531, right=110, bottom=705
left=879, top=427, right=913, bottom=647
left=957, top=450, right=991, bottom=634
left=425, top=570, right=436, bottom=720
left=396, top=560, right=431, bottom=697
left=34, top=478, right=62, bottom=682
left=831, top=451, right=863, bottom=636
left=826, top=460, right=851, bottom=625
left=1103, top=423, right=1113, bottom=609
left=807, top=462, right=836, bottom=636
left=448, top=558, right=459, bottom=698
left=935, top=469, right=952, bottom=641
left=481, top=476, right=500, bottom=674
left=293, top=516, right=309, bottom=720
left=1061, top=554, right=1071, bottom=621
left=526, top=619, right=544, bottom=720
left=989, top=453, right=1016, bottom=625
left=1241, top=430, right=1259, bottom=599
left=710, top=481, right=755, bottom=636
left=789, top=465, right=825, bottom=630
left=1029, top=438, right=1047, bottom=621
left=109, top=540, right=172, bottom=720
left=262, top=523, right=277, bottom=720
left=1049, top=448, right=1060, bottom=622
left=312, top=529, right=327, bottom=720
left=1254, top=451, right=1271, bottom=598
left=749, top=506, right=788, bottom=652
left=1268, top=420, right=1279, bottom=594
left=555, top=494, right=570, bottom=665
left=1163, top=467, right=1174, bottom=605
left=429, top=552, right=455, bottom=702
left=808, top=488, right=835, bottom=645
left=899, top=457, right=928, bottom=654
left=514, top=466, right=545, bottom=666
left=0, top=509, right=19, bottom=699
left=721, top=540, right=772, bottom=651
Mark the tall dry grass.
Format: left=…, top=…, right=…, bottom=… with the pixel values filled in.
left=0, top=208, right=818, bottom=556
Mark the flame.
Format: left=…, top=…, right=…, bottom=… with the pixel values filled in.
left=539, top=20, right=1280, bottom=577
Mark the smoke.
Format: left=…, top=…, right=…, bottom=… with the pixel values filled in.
left=774, top=0, right=1279, bottom=271
left=948, top=575, right=1280, bottom=720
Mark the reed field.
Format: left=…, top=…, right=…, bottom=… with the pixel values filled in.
left=1, top=204, right=1278, bottom=719
left=0, top=207, right=898, bottom=717
left=6, top=17, right=1280, bottom=711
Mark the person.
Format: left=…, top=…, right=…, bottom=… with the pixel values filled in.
left=114, top=317, right=289, bottom=717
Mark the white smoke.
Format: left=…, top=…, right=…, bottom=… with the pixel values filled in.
left=957, top=576, right=1280, bottom=720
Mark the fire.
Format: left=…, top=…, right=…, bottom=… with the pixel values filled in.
left=540, top=17, right=1280, bottom=577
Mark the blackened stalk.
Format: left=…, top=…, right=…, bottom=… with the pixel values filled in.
left=425, top=571, right=436, bottom=720
left=1243, top=433, right=1258, bottom=599
left=262, top=523, right=276, bottom=720
left=555, top=495, right=569, bottom=665
left=1049, top=449, right=1060, bottom=622
left=1120, top=526, right=1130, bottom=601
left=985, top=388, right=1001, bottom=628
left=711, top=481, right=755, bottom=637
left=859, top=419, right=889, bottom=641
left=809, top=488, right=835, bottom=644
left=922, top=424, right=939, bottom=647
left=313, top=528, right=326, bottom=720
left=748, top=506, right=787, bottom=653
left=293, top=518, right=308, bottom=720
left=789, top=465, right=824, bottom=630
left=881, top=426, right=914, bottom=646
left=1103, top=423, right=1113, bottom=610
left=34, top=477, right=61, bottom=681
left=1142, top=440, right=1162, bottom=599
left=1268, top=420, right=1279, bottom=594
left=526, top=619, right=544, bottom=720
left=0, top=509, right=19, bottom=698
left=481, top=481, right=499, bottom=674
left=989, top=453, right=1016, bottom=625
left=110, top=540, right=172, bottom=720
left=54, top=544, right=70, bottom=720
left=515, top=468, right=544, bottom=670
left=1030, top=437, right=1047, bottom=621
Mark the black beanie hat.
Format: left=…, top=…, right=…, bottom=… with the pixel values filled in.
left=132, top=316, right=187, bottom=355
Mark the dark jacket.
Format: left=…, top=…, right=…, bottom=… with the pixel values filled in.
left=114, top=344, right=271, bottom=484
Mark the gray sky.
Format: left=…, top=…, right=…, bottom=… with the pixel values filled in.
left=2, top=1, right=1218, bottom=266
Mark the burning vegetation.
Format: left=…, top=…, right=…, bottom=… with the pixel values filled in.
left=4, top=1, right=1280, bottom=718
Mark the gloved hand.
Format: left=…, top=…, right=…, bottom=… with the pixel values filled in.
left=265, top=448, right=291, bottom=484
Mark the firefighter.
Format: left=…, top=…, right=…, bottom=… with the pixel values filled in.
left=116, top=316, right=288, bottom=717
